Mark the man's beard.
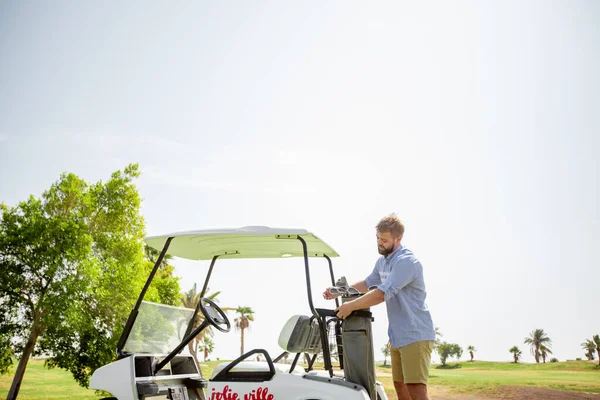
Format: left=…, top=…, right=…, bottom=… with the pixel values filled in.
left=378, top=244, right=395, bottom=256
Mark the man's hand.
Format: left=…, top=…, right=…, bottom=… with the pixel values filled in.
left=335, top=302, right=355, bottom=319
left=336, top=289, right=385, bottom=320
left=322, top=287, right=340, bottom=300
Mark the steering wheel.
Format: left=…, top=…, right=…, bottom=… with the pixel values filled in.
left=199, top=297, right=231, bottom=333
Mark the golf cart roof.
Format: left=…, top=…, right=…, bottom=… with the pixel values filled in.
left=144, top=226, right=340, bottom=260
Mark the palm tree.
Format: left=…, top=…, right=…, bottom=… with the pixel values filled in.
left=381, top=344, right=391, bottom=366
left=199, top=336, right=215, bottom=362
left=539, top=344, right=553, bottom=363
left=235, top=306, right=255, bottom=356
left=593, top=334, right=600, bottom=366
left=581, top=339, right=596, bottom=360
left=467, top=345, right=476, bottom=362
left=180, top=283, right=223, bottom=365
left=144, top=244, right=173, bottom=267
left=509, top=346, right=522, bottom=363
left=524, top=329, right=552, bottom=363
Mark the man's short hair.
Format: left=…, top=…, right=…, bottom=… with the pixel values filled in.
left=376, top=213, right=405, bottom=238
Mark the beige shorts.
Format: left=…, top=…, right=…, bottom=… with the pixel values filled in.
left=390, top=340, right=434, bottom=384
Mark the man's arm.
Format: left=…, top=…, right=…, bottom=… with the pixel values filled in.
left=335, top=288, right=384, bottom=319
left=336, top=258, right=416, bottom=318
left=350, top=280, right=368, bottom=293
left=323, top=279, right=369, bottom=300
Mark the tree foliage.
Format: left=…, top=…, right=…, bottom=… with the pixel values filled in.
left=179, top=284, right=225, bottom=367
left=235, top=306, right=255, bottom=356
left=436, top=342, right=463, bottom=366
left=539, top=344, right=553, bottom=363
left=1, top=176, right=97, bottom=399
left=142, top=245, right=180, bottom=307
left=524, top=329, right=552, bottom=364
left=434, top=326, right=443, bottom=346
left=200, top=336, right=215, bottom=362
left=0, top=164, right=179, bottom=397
left=509, top=346, right=522, bottom=363
left=593, top=334, right=600, bottom=367
left=381, top=343, right=391, bottom=366
left=0, top=305, right=19, bottom=374
left=467, top=345, right=476, bottom=362
left=582, top=339, right=596, bottom=361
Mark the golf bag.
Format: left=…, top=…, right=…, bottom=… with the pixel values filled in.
left=341, top=296, right=377, bottom=400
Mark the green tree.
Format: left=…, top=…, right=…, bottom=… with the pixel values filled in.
left=142, top=245, right=180, bottom=307
left=539, top=344, right=553, bottom=363
left=432, top=326, right=443, bottom=360
left=593, top=334, right=600, bottom=367
left=467, top=345, right=476, bottom=362
left=200, top=336, right=215, bottom=362
left=434, top=326, right=443, bottom=346
left=0, top=303, right=18, bottom=374
left=524, top=329, right=552, bottom=364
left=509, top=346, right=522, bottom=363
left=0, top=164, right=174, bottom=398
left=234, top=306, right=255, bottom=356
left=179, top=284, right=225, bottom=366
left=581, top=339, right=596, bottom=361
left=144, top=244, right=173, bottom=268
left=436, top=342, right=463, bottom=366
left=381, top=343, right=391, bottom=366
left=1, top=179, right=95, bottom=400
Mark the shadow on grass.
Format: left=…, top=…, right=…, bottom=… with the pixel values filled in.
left=435, top=363, right=462, bottom=369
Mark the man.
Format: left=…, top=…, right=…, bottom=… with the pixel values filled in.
left=323, top=214, right=435, bottom=400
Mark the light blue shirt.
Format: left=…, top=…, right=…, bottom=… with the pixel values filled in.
left=365, top=244, right=436, bottom=348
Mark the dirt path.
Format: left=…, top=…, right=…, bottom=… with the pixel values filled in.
left=428, top=385, right=483, bottom=399
left=426, top=385, right=600, bottom=400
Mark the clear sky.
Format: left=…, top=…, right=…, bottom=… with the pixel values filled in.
left=0, top=1, right=598, bottom=364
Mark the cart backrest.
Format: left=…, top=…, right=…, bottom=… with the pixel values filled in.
left=278, top=315, right=322, bottom=354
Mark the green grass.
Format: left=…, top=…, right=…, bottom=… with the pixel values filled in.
left=198, top=359, right=228, bottom=379
left=0, top=359, right=101, bottom=400
left=377, top=360, right=600, bottom=397
left=1, top=359, right=599, bottom=399
left=0, top=359, right=229, bottom=400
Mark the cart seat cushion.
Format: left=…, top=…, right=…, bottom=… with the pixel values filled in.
left=277, top=315, right=322, bottom=355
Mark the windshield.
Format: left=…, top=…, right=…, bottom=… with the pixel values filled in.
left=123, top=301, right=195, bottom=354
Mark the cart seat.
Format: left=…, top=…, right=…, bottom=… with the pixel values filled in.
left=210, top=315, right=322, bottom=380
left=278, top=315, right=322, bottom=354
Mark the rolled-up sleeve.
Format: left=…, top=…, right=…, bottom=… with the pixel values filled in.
left=365, top=263, right=381, bottom=288
left=377, top=258, right=416, bottom=297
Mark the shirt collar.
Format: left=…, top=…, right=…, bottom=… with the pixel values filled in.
left=385, top=243, right=404, bottom=259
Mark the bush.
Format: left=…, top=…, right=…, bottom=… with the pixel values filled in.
left=435, top=363, right=462, bottom=369
left=576, top=357, right=582, bottom=361
left=550, top=358, right=559, bottom=363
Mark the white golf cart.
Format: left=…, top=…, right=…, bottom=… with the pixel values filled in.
left=90, top=227, right=388, bottom=400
